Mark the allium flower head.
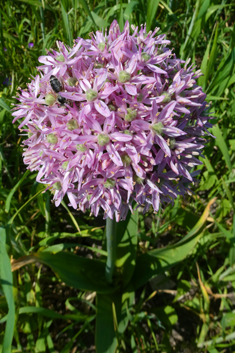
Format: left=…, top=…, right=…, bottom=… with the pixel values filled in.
left=12, top=20, right=212, bottom=221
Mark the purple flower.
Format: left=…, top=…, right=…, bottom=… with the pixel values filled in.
left=4, top=47, right=7, bottom=52
left=3, top=77, right=12, bottom=86
left=12, top=20, right=213, bottom=221
left=28, top=42, right=34, bottom=48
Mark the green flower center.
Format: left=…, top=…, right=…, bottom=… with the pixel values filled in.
left=76, top=144, right=87, bottom=152
left=104, top=178, right=116, bottom=189
left=46, top=134, right=58, bottom=144
left=98, top=134, right=110, bottom=146
left=56, top=54, right=65, bottom=62
left=137, top=93, right=144, bottom=102
left=141, top=53, right=151, bottom=62
left=108, top=104, right=116, bottom=111
left=53, top=182, right=62, bottom=190
left=67, top=77, right=78, bottom=87
left=119, top=71, right=131, bottom=83
left=161, top=91, right=171, bottom=103
left=121, top=153, right=132, bottom=166
left=169, top=139, right=176, bottom=149
left=98, top=42, right=106, bottom=51
left=134, top=174, right=144, bottom=184
left=62, top=161, right=69, bottom=170
left=66, top=119, right=79, bottom=131
left=152, top=122, right=163, bottom=135
left=125, top=108, right=137, bottom=122
left=45, top=94, right=56, bottom=106
left=86, top=89, right=98, bottom=102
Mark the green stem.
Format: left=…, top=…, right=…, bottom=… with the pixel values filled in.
left=105, top=217, right=117, bottom=284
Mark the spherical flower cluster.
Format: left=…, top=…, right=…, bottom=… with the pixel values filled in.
left=12, top=20, right=212, bottom=221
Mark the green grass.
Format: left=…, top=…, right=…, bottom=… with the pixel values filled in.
left=0, top=0, right=235, bottom=352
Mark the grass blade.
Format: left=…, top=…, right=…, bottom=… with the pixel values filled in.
left=212, top=124, right=232, bottom=172
left=146, top=0, right=160, bottom=32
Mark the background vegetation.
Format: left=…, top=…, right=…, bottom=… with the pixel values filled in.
left=0, top=0, right=235, bottom=352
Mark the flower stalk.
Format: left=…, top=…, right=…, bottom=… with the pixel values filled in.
left=105, top=217, right=117, bottom=284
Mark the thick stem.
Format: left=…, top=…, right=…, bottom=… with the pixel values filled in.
left=105, top=216, right=117, bottom=284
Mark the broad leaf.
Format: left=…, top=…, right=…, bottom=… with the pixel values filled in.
left=115, top=209, right=138, bottom=287
left=96, top=286, right=135, bottom=353
left=12, top=251, right=117, bottom=294
left=0, top=228, right=15, bottom=353
left=131, top=199, right=215, bottom=289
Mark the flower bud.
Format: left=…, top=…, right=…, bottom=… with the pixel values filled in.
left=119, top=71, right=131, bottom=83
left=45, top=94, right=56, bottom=106
left=76, top=144, right=86, bottom=152
left=46, top=133, right=58, bottom=144
left=53, top=182, right=62, bottom=190
left=152, top=122, right=163, bottom=135
left=104, top=178, right=116, bottom=189
left=161, top=91, right=171, bottom=103
left=66, top=119, right=79, bottom=130
left=141, top=53, right=151, bottom=62
left=86, top=89, right=98, bottom=101
left=125, top=108, right=137, bottom=122
left=121, top=153, right=132, bottom=166
left=56, top=54, right=65, bottom=62
left=98, top=42, right=106, bottom=51
left=98, top=134, right=110, bottom=146
left=67, top=77, right=78, bottom=86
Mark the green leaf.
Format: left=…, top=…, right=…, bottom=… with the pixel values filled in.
left=5, top=169, right=30, bottom=212
left=0, top=98, right=11, bottom=112
left=212, top=124, right=232, bottom=172
left=131, top=199, right=215, bottom=289
left=34, top=251, right=117, bottom=293
left=96, top=288, right=134, bottom=353
left=60, top=1, right=72, bottom=46
left=115, top=209, right=138, bottom=287
left=124, top=1, right=138, bottom=22
left=153, top=305, right=178, bottom=327
left=146, top=0, right=160, bottom=32
left=19, top=306, right=89, bottom=321
left=0, top=228, right=15, bottom=353
left=79, top=0, right=97, bottom=29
